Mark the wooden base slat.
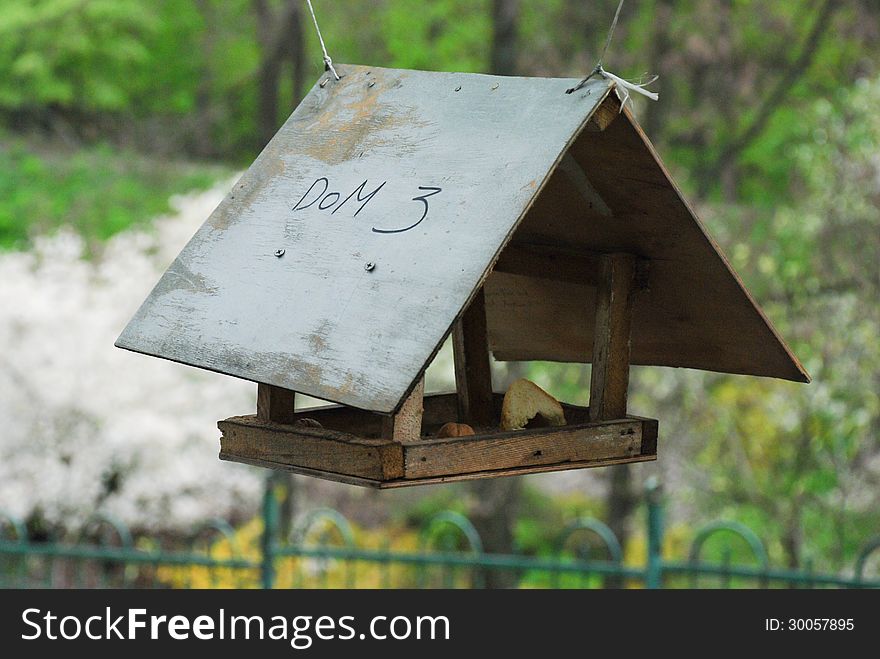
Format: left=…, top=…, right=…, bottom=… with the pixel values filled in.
left=220, top=452, right=657, bottom=489
left=219, top=394, right=657, bottom=488
left=286, top=392, right=588, bottom=437
left=404, top=418, right=643, bottom=479
left=382, top=453, right=656, bottom=488
left=219, top=416, right=404, bottom=481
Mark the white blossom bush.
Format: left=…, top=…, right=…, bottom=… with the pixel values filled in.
left=0, top=179, right=265, bottom=532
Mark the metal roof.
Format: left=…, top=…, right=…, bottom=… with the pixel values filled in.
left=116, top=64, right=807, bottom=414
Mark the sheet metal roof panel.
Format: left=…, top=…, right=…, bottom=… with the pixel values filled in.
left=116, top=65, right=614, bottom=412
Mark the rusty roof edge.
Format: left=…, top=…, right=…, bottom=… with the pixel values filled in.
left=617, top=105, right=811, bottom=384
left=382, top=77, right=618, bottom=415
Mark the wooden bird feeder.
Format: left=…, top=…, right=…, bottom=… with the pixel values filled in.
left=116, top=65, right=808, bottom=488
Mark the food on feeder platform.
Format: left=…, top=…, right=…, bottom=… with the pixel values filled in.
left=500, top=379, right=567, bottom=431
left=295, top=418, right=323, bottom=429
left=436, top=422, right=475, bottom=439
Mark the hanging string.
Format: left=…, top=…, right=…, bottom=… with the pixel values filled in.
left=596, top=0, right=625, bottom=69
left=566, top=0, right=658, bottom=110
left=305, top=0, right=340, bottom=80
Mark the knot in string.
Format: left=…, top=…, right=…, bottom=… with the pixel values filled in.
left=306, top=0, right=339, bottom=81
left=565, top=0, right=659, bottom=111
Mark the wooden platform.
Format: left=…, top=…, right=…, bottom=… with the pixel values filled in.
left=219, top=393, right=657, bottom=488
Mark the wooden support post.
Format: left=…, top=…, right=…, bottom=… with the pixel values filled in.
left=452, top=288, right=495, bottom=427
left=589, top=253, right=636, bottom=422
left=382, top=377, right=425, bottom=442
left=257, top=383, right=296, bottom=424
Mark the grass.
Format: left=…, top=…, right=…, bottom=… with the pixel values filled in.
left=0, top=135, right=229, bottom=253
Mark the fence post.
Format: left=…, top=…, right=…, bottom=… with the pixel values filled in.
left=645, top=477, right=663, bottom=589
left=261, top=475, right=279, bottom=589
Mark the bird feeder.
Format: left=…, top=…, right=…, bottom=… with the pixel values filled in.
left=116, top=65, right=808, bottom=488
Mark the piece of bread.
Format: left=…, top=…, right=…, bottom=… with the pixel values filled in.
left=436, top=422, right=475, bottom=438
left=500, top=379, right=566, bottom=431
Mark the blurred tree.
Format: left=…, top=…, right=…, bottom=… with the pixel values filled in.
left=0, top=0, right=162, bottom=119
left=491, top=0, right=520, bottom=74
left=2, top=0, right=876, bottom=175
left=253, top=0, right=305, bottom=148
left=380, top=0, right=490, bottom=72
left=518, top=0, right=879, bottom=205
left=192, top=0, right=217, bottom=155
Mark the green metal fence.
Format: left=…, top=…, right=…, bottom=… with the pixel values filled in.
left=1, top=478, right=878, bottom=589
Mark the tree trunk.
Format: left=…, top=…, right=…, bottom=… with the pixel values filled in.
left=252, top=1, right=307, bottom=537
left=254, top=0, right=278, bottom=148
left=468, top=362, right=524, bottom=588
left=286, top=2, right=305, bottom=108
left=642, top=0, right=674, bottom=141
left=193, top=0, right=216, bottom=157
left=490, top=0, right=520, bottom=75
left=257, top=59, right=283, bottom=148
left=254, top=0, right=302, bottom=149
left=607, top=466, right=635, bottom=543
left=468, top=476, right=522, bottom=588
left=465, top=1, right=523, bottom=589
left=604, top=463, right=636, bottom=587
left=781, top=514, right=801, bottom=571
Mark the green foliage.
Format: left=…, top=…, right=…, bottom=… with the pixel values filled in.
left=380, top=0, right=490, bottom=72
left=0, top=136, right=226, bottom=251
left=0, top=0, right=262, bottom=154
left=638, top=76, right=880, bottom=571
left=520, top=0, right=879, bottom=203
left=0, top=0, right=160, bottom=112
left=184, top=0, right=263, bottom=155
left=1, top=0, right=876, bottom=194
left=395, top=485, right=470, bottom=528
left=513, top=487, right=603, bottom=557
left=393, top=483, right=601, bottom=558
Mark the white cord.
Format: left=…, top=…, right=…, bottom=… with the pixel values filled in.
left=305, top=0, right=339, bottom=81
left=597, top=66, right=659, bottom=110
left=565, top=0, right=659, bottom=109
